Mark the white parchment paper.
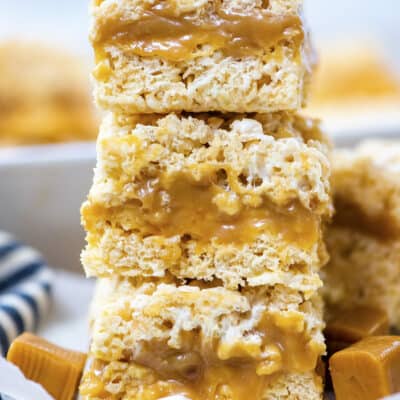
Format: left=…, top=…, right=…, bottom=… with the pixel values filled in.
left=0, top=357, right=53, bottom=400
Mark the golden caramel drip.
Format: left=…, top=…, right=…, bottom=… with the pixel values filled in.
left=82, top=360, right=275, bottom=400
left=81, top=300, right=323, bottom=399
left=149, top=364, right=269, bottom=400
left=95, top=2, right=303, bottom=61
left=107, top=173, right=320, bottom=249
left=254, top=313, right=322, bottom=374
left=113, top=311, right=321, bottom=383
left=330, top=336, right=400, bottom=400
left=7, top=333, right=87, bottom=400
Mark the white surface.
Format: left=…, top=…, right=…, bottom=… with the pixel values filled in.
left=323, top=110, right=400, bottom=147
left=324, top=110, right=400, bottom=138
left=0, top=357, right=53, bottom=400
left=0, top=271, right=91, bottom=399
left=0, top=141, right=95, bottom=165
left=38, top=270, right=94, bottom=352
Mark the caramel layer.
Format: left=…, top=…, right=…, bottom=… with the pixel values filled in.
left=94, top=3, right=303, bottom=61
left=83, top=360, right=275, bottom=400
left=90, top=173, right=320, bottom=249
left=118, top=312, right=321, bottom=380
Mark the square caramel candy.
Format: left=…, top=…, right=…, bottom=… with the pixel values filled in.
left=325, top=306, right=389, bottom=354
left=330, top=336, right=400, bottom=400
left=7, top=333, right=87, bottom=400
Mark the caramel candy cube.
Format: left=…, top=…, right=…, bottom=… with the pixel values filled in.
left=330, top=336, right=400, bottom=400
left=7, top=333, right=87, bottom=400
left=325, top=306, right=389, bottom=353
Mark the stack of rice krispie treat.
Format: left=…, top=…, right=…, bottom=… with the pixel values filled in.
left=323, top=141, right=400, bottom=330
left=80, top=0, right=333, bottom=399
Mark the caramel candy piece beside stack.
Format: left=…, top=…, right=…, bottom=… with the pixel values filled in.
left=325, top=305, right=389, bottom=354
left=330, top=336, right=400, bottom=400
left=7, top=333, right=86, bottom=400
left=79, top=0, right=334, bottom=399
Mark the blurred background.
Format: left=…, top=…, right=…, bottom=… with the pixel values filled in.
left=0, top=0, right=399, bottom=272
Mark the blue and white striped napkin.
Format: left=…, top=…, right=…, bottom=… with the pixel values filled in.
left=0, top=231, right=53, bottom=356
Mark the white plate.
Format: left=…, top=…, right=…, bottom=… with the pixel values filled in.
left=321, top=107, right=400, bottom=147
left=38, top=270, right=94, bottom=352
left=0, top=142, right=95, bottom=273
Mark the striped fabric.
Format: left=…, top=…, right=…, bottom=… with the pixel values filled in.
left=0, top=231, right=53, bottom=356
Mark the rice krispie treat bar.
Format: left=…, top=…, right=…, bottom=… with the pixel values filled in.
left=80, top=358, right=324, bottom=400
left=83, top=276, right=325, bottom=399
left=89, top=278, right=325, bottom=373
left=81, top=112, right=332, bottom=291
left=90, top=0, right=312, bottom=114
left=323, top=141, right=400, bottom=328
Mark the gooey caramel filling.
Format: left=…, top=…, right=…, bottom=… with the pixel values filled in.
left=83, top=360, right=275, bottom=400
left=94, top=2, right=303, bottom=61
left=85, top=336, right=322, bottom=400
left=83, top=282, right=323, bottom=399
left=121, top=313, right=320, bottom=378
left=100, top=173, right=320, bottom=250
left=86, top=307, right=322, bottom=399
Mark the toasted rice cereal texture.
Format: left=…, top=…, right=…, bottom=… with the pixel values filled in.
left=90, top=278, right=325, bottom=365
left=332, top=141, right=400, bottom=234
left=82, top=112, right=331, bottom=289
left=324, top=141, right=400, bottom=328
left=87, top=112, right=331, bottom=213
left=323, top=226, right=400, bottom=329
left=82, top=226, right=326, bottom=292
left=90, top=0, right=312, bottom=113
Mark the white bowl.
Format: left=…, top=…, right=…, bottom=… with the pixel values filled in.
left=0, top=142, right=96, bottom=272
